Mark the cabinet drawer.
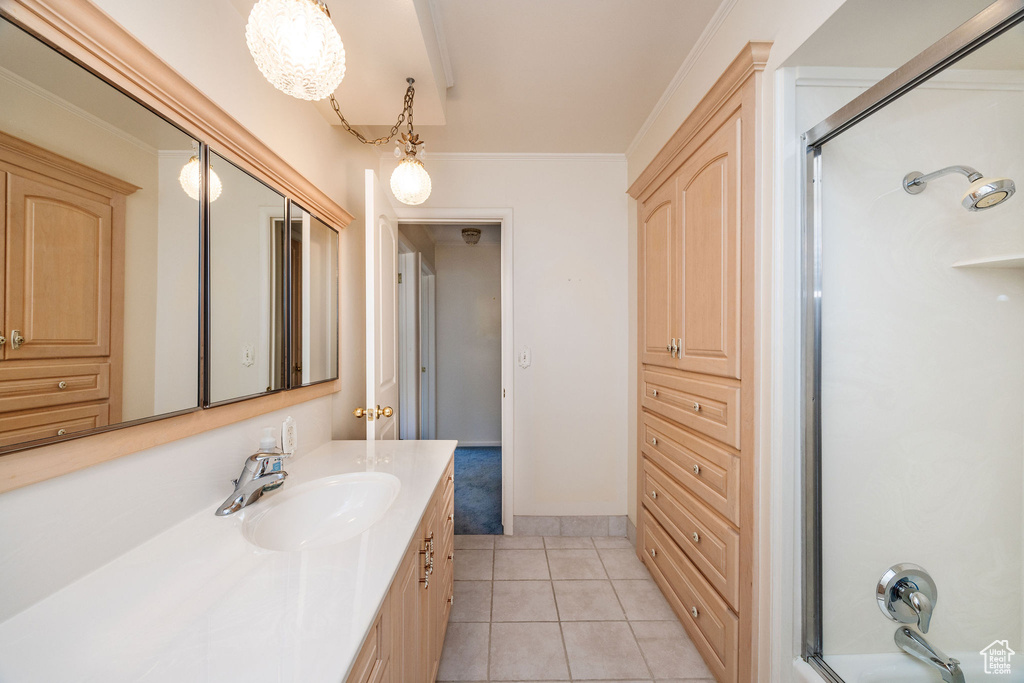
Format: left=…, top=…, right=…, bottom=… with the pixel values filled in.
left=0, top=362, right=109, bottom=412
left=442, top=458, right=454, bottom=500
left=642, top=413, right=739, bottom=525
left=643, top=458, right=739, bottom=609
left=641, top=511, right=738, bottom=683
left=642, top=368, right=740, bottom=448
left=346, top=604, right=388, bottom=683
left=0, top=403, right=108, bottom=447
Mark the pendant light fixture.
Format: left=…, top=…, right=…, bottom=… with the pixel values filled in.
left=330, top=78, right=432, bottom=205
left=179, top=144, right=222, bottom=202
left=244, top=2, right=432, bottom=205
left=245, top=0, right=346, bottom=101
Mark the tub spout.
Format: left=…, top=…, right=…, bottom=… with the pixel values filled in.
left=894, top=627, right=965, bottom=683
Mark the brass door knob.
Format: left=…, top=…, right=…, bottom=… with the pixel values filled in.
left=353, top=407, right=372, bottom=420
left=375, top=405, right=394, bottom=419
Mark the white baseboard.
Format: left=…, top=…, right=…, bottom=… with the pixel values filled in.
left=456, top=441, right=501, bottom=448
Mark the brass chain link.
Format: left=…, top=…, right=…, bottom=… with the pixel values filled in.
left=328, top=81, right=416, bottom=146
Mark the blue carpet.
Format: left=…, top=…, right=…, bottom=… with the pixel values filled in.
left=454, top=447, right=503, bottom=535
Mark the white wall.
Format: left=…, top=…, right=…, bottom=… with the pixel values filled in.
left=799, top=70, right=1024, bottom=658
left=0, top=0, right=377, bottom=620
left=382, top=155, right=629, bottom=517
left=435, top=243, right=501, bottom=445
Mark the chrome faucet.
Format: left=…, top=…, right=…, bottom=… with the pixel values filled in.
left=215, top=452, right=288, bottom=516
left=895, top=627, right=965, bottom=683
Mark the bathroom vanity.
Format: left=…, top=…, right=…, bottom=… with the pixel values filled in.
left=0, top=440, right=456, bottom=682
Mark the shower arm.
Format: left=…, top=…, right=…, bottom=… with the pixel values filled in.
left=906, top=165, right=983, bottom=189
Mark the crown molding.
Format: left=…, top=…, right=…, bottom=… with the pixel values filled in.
left=625, top=0, right=740, bottom=160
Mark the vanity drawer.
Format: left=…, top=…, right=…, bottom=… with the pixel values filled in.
left=642, top=511, right=738, bottom=683
left=346, top=599, right=389, bottom=683
left=442, top=458, right=454, bottom=501
left=643, top=457, right=739, bottom=609
left=0, top=403, right=108, bottom=447
left=0, top=361, right=109, bottom=412
left=642, top=412, right=739, bottom=525
left=643, top=368, right=740, bottom=448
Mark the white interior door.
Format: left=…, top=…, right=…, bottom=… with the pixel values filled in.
left=365, top=170, right=399, bottom=440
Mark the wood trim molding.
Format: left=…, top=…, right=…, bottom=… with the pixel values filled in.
left=0, top=379, right=340, bottom=493
left=0, top=0, right=354, bottom=230
left=627, top=41, right=772, bottom=200
left=0, top=131, right=140, bottom=197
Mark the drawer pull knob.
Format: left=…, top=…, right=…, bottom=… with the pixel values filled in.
left=649, top=548, right=657, bottom=559
left=652, top=389, right=658, bottom=397
left=692, top=402, right=701, bottom=412
left=693, top=464, right=701, bottom=476
left=651, top=437, right=657, bottom=445
left=56, top=428, right=67, bottom=436
left=58, top=381, right=67, bottom=390
left=448, top=514, right=454, bottom=523
left=691, top=606, right=699, bottom=618
left=447, top=595, right=453, bottom=605
left=692, top=532, right=700, bottom=543
left=650, top=490, right=658, bottom=500
left=448, top=475, right=454, bottom=483
left=448, top=553, right=453, bottom=561
left=11, top=330, right=24, bottom=350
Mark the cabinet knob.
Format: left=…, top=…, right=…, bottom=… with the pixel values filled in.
left=693, top=464, right=701, bottom=476
left=447, top=595, right=453, bottom=605
left=11, top=330, right=24, bottom=350
left=448, top=513, right=453, bottom=523
left=649, top=548, right=657, bottom=559
left=58, top=381, right=67, bottom=390
left=652, top=389, right=658, bottom=397
left=448, top=474, right=454, bottom=483
left=650, top=490, right=658, bottom=500
left=692, top=402, right=701, bottom=412
left=448, top=553, right=453, bottom=561
left=651, top=436, right=657, bottom=445
left=57, top=429, right=67, bottom=436
left=0, top=332, right=5, bottom=347
left=692, top=531, right=700, bottom=543
left=691, top=606, right=699, bottom=618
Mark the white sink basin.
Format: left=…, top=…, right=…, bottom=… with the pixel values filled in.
left=242, top=472, right=400, bottom=552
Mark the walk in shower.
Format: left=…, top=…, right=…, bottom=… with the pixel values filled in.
left=801, top=1, right=1024, bottom=681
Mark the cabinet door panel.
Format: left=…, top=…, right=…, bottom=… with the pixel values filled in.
left=390, top=537, right=424, bottom=683
left=639, top=182, right=675, bottom=368
left=673, top=113, right=741, bottom=379
left=7, top=174, right=112, bottom=359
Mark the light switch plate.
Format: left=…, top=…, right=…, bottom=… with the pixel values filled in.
left=241, top=344, right=255, bottom=367
left=518, top=346, right=531, bottom=368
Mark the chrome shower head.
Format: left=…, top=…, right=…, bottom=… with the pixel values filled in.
left=903, top=165, right=1015, bottom=211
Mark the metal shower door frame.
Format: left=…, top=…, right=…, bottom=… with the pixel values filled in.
left=800, top=1, right=1024, bottom=679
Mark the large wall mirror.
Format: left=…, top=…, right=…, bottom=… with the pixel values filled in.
left=0, top=9, right=343, bottom=457
left=0, top=15, right=201, bottom=447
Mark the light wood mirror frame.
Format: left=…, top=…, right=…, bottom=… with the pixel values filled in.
left=0, top=0, right=352, bottom=493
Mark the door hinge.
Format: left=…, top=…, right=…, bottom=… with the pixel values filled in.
left=398, top=273, right=403, bottom=284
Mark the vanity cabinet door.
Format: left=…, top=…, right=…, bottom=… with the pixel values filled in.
left=390, top=523, right=425, bottom=683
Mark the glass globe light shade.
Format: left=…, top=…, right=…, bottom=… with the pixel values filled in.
left=390, top=157, right=432, bottom=206
left=179, top=156, right=223, bottom=202
left=245, top=0, right=346, bottom=101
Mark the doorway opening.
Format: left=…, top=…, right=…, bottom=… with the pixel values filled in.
left=397, top=220, right=508, bottom=535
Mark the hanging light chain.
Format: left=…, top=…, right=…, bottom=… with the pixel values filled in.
left=329, top=79, right=416, bottom=146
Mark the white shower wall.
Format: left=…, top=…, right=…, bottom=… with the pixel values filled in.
left=797, top=68, right=1024, bottom=657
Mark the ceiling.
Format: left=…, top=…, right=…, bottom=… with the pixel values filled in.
left=229, top=0, right=723, bottom=154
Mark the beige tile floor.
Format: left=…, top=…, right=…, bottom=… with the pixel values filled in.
left=438, top=535, right=715, bottom=682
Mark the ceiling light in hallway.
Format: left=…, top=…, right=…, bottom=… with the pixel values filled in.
left=179, top=153, right=223, bottom=202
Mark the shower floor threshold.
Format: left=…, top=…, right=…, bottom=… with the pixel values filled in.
left=951, top=253, right=1024, bottom=269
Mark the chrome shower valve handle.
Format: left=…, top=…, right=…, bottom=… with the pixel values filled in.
left=876, top=563, right=937, bottom=633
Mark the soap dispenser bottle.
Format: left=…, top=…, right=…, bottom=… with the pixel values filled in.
left=256, top=426, right=285, bottom=491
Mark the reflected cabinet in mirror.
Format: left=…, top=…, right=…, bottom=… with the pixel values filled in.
left=288, top=202, right=340, bottom=388
left=207, top=152, right=287, bottom=405
left=0, top=16, right=200, bottom=448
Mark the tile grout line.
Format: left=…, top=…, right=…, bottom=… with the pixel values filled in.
left=546, top=540, right=576, bottom=682
left=595, top=539, right=655, bottom=681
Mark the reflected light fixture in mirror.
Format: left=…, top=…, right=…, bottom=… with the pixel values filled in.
left=179, top=143, right=223, bottom=202
left=245, top=0, right=346, bottom=101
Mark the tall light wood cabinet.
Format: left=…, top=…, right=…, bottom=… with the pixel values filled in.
left=629, top=43, right=770, bottom=683
left=0, top=132, right=134, bottom=446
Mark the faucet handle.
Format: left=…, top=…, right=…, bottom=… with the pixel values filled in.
left=877, top=563, right=938, bottom=633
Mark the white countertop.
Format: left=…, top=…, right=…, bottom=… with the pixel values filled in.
left=0, top=439, right=457, bottom=683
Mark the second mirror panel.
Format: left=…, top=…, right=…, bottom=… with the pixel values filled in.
left=288, top=202, right=339, bottom=387
left=207, top=151, right=286, bottom=405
